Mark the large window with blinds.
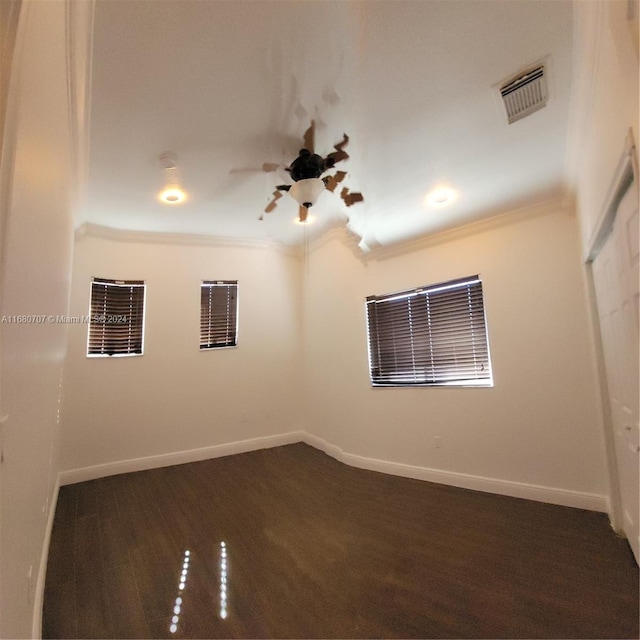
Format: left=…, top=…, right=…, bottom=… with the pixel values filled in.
left=366, top=275, right=492, bottom=387
left=87, top=278, right=145, bottom=357
left=200, top=281, right=238, bottom=349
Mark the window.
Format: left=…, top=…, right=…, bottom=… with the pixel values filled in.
left=87, top=278, right=145, bottom=357
left=200, top=281, right=238, bottom=349
left=366, top=275, right=492, bottom=387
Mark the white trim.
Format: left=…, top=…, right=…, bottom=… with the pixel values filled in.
left=32, top=477, right=61, bottom=639
left=65, top=0, right=95, bottom=213
left=74, top=198, right=567, bottom=263
left=585, top=129, right=637, bottom=261
left=582, top=129, right=638, bottom=535
left=0, top=0, right=27, bottom=284
left=59, top=431, right=305, bottom=485
left=308, top=223, right=362, bottom=256
left=59, top=430, right=607, bottom=512
left=584, top=261, right=624, bottom=532
left=342, top=196, right=575, bottom=263
left=302, top=433, right=608, bottom=512
left=74, top=222, right=298, bottom=256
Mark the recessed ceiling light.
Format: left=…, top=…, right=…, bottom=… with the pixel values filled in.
left=158, top=152, right=187, bottom=205
left=159, top=187, right=187, bottom=205
left=426, top=186, right=457, bottom=208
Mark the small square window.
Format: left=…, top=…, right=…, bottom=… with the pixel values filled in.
left=200, top=281, right=238, bottom=349
left=87, top=278, right=145, bottom=357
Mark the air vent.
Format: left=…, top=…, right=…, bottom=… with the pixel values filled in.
left=500, top=66, right=547, bottom=124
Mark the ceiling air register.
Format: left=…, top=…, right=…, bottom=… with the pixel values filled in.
left=500, top=66, right=547, bottom=124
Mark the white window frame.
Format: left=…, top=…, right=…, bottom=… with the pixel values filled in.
left=200, top=280, right=239, bottom=350
left=87, top=278, right=146, bottom=357
left=366, top=275, right=493, bottom=387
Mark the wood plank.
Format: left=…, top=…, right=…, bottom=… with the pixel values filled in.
left=42, top=579, right=76, bottom=639
left=43, top=443, right=639, bottom=639
left=74, top=515, right=114, bottom=638
left=105, top=563, right=152, bottom=638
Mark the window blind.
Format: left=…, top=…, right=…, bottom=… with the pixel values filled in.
left=366, top=276, right=492, bottom=386
left=88, top=278, right=145, bottom=356
left=200, top=281, right=238, bottom=349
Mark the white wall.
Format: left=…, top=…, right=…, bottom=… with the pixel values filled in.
left=62, top=202, right=608, bottom=509
left=61, top=232, right=304, bottom=472
left=302, top=203, right=607, bottom=503
left=0, top=2, right=74, bottom=637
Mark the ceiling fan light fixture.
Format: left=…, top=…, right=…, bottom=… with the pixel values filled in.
left=289, top=178, right=325, bottom=208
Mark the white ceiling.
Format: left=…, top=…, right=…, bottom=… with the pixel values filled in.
left=80, top=0, right=574, bottom=250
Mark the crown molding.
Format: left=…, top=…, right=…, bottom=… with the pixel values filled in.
left=340, top=196, right=571, bottom=263
left=74, top=222, right=299, bottom=256
left=76, top=196, right=570, bottom=263
left=308, top=222, right=362, bottom=258
left=0, top=0, right=26, bottom=288
left=65, top=0, right=95, bottom=213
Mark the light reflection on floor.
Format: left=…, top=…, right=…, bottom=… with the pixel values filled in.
left=220, top=541, right=228, bottom=619
left=168, top=544, right=228, bottom=634
left=170, top=550, right=191, bottom=634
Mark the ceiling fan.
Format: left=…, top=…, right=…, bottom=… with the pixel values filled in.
left=260, top=120, right=364, bottom=223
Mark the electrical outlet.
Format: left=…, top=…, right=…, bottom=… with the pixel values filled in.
left=434, top=436, right=442, bottom=449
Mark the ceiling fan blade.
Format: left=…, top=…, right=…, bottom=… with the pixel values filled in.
left=326, top=133, right=349, bottom=165
left=230, top=162, right=279, bottom=175
left=323, top=170, right=347, bottom=193
left=326, top=149, right=349, bottom=165
left=299, top=205, right=309, bottom=223
left=340, top=187, right=364, bottom=207
left=334, top=133, right=349, bottom=152
left=303, top=120, right=315, bottom=154
left=264, top=190, right=283, bottom=213
left=333, top=170, right=347, bottom=186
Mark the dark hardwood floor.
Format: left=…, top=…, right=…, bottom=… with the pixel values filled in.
left=43, top=443, right=639, bottom=639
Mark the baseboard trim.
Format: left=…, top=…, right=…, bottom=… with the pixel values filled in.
left=32, top=476, right=61, bottom=639
left=59, top=431, right=306, bottom=485
left=59, top=430, right=608, bottom=512
left=301, top=433, right=608, bottom=512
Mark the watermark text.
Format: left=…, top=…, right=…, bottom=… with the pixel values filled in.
left=1, top=315, right=128, bottom=324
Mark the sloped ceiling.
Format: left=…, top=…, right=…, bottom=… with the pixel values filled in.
left=80, top=0, right=574, bottom=250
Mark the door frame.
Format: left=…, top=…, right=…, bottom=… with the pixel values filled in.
left=585, top=128, right=638, bottom=533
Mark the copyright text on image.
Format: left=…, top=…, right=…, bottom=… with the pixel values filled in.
left=0, top=315, right=126, bottom=324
